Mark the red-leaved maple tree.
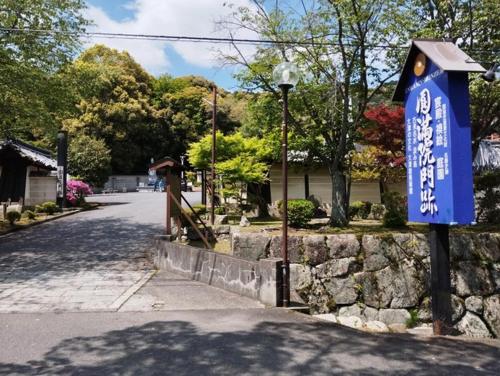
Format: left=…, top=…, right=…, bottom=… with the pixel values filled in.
left=362, top=104, right=405, bottom=167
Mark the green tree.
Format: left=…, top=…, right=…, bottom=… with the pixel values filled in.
left=410, top=0, right=499, bottom=155
left=64, top=45, right=158, bottom=173
left=0, top=0, right=88, bottom=146
left=68, top=135, right=111, bottom=187
left=187, top=131, right=272, bottom=216
left=219, top=0, right=410, bottom=226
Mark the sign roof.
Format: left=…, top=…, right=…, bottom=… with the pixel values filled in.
left=392, top=39, right=486, bottom=101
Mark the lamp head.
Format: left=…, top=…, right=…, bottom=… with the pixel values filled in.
left=481, top=62, right=499, bottom=82
left=273, top=62, right=300, bottom=88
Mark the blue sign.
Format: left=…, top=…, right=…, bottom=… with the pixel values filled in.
left=404, top=56, right=474, bottom=224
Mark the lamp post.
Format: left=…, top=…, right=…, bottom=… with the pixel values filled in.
left=273, top=62, right=300, bottom=307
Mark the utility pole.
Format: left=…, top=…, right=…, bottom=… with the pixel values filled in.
left=211, top=85, right=217, bottom=225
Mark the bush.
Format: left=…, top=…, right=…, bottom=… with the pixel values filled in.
left=6, top=211, right=21, bottom=225
left=66, top=180, right=93, bottom=207
left=287, top=199, right=315, bottom=228
left=382, top=192, right=407, bottom=228
left=214, top=206, right=226, bottom=215
left=23, top=210, right=36, bottom=220
left=191, top=204, right=207, bottom=216
left=350, top=201, right=372, bottom=220
left=349, top=201, right=363, bottom=220
left=36, top=201, right=60, bottom=215
left=370, top=203, right=385, bottom=220
left=475, top=171, right=500, bottom=224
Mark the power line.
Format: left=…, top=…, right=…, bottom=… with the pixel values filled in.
left=0, top=27, right=496, bottom=55
left=0, top=27, right=407, bottom=49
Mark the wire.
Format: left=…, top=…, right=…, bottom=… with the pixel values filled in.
left=0, top=27, right=496, bottom=56
left=0, top=27, right=407, bottom=49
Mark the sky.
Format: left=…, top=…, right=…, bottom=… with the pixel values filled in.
left=84, top=0, right=259, bottom=90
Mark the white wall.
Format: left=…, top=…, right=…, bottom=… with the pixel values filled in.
left=26, top=176, right=57, bottom=206
left=102, top=175, right=149, bottom=192
left=269, top=164, right=406, bottom=204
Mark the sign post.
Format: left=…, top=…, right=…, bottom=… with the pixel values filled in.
left=56, top=131, right=68, bottom=209
left=393, top=39, right=485, bottom=335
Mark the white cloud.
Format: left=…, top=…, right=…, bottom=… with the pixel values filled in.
left=84, top=0, right=258, bottom=74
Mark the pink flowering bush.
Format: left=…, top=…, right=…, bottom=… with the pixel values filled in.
left=66, top=180, right=93, bottom=207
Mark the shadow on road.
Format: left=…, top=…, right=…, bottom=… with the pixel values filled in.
left=0, top=217, right=160, bottom=283
left=0, top=319, right=499, bottom=375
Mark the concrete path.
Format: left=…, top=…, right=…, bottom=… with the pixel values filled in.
left=0, top=191, right=250, bottom=313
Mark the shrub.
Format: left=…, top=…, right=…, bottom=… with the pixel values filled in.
left=359, top=201, right=372, bottom=219
left=66, top=180, right=93, bottom=207
left=214, top=206, right=226, bottom=215
left=287, top=199, right=315, bottom=228
left=6, top=211, right=21, bottom=225
left=23, top=210, right=36, bottom=220
left=370, top=203, right=385, bottom=220
left=191, top=204, right=207, bottom=216
left=36, top=201, right=60, bottom=215
left=349, top=201, right=364, bottom=220
left=382, top=192, right=407, bottom=228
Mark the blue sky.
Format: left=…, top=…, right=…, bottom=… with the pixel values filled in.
left=84, top=0, right=259, bottom=90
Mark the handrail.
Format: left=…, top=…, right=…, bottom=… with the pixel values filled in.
left=168, top=191, right=211, bottom=249
left=181, top=193, right=211, bottom=237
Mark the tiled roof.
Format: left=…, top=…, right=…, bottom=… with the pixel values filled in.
left=0, top=139, right=57, bottom=169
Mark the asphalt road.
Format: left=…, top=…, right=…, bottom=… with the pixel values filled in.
left=1, top=309, right=499, bottom=375
left=1, top=192, right=499, bottom=375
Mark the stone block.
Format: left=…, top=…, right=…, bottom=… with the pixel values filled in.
left=465, top=296, right=484, bottom=315
left=308, top=279, right=334, bottom=314
left=449, top=234, right=474, bottom=261
left=452, top=262, right=494, bottom=297
left=484, top=294, right=500, bottom=337
left=387, top=323, right=407, bottom=333
left=303, top=235, right=328, bottom=265
left=354, top=272, right=382, bottom=309
left=337, top=315, right=364, bottom=329
left=269, top=235, right=303, bottom=263
left=289, top=263, right=312, bottom=304
left=232, top=233, right=270, bottom=261
left=492, top=263, right=500, bottom=293
left=258, top=258, right=282, bottom=307
left=214, top=215, right=228, bottom=225
left=364, top=320, right=389, bottom=333
left=452, top=294, right=465, bottom=323
left=338, top=303, right=379, bottom=322
left=471, top=233, right=500, bottom=262
left=456, top=312, right=492, bottom=338
left=362, top=235, right=406, bottom=272
left=324, top=277, right=357, bottom=305
left=374, top=261, right=426, bottom=309
left=379, top=308, right=411, bottom=325
left=239, top=215, right=251, bottom=227
left=213, top=225, right=231, bottom=235
left=327, top=234, right=360, bottom=259
left=392, top=233, right=429, bottom=259
left=315, top=257, right=360, bottom=279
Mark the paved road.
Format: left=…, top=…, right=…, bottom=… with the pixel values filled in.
left=1, top=192, right=499, bottom=374
left=1, top=309, right=499, bottom=375
left=0, top=191, right=243, bottom=313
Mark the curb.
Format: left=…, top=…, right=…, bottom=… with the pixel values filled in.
left=0, top=208, right=84, bottom=239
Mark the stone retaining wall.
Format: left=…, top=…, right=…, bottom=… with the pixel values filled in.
left=152, top=235, right=282, bottom=307
left=231, top=231, right=500, bottom=338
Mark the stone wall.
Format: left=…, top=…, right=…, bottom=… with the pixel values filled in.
left=153, top=235, right=282, bottom=307
left=231, top=231, right=500, bottom=338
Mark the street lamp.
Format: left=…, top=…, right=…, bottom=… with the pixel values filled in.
left=273, top=61, right=300, bottom=307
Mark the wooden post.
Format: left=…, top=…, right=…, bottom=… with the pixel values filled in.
left=429, top=223, right=453, bottom=335
left=166, top=183, right=171, bottom=235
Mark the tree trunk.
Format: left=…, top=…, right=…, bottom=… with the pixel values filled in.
left=329, top=169, right=348, bottom=227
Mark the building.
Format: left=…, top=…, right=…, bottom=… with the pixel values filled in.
left=0, top=139, right=57, bottom=206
